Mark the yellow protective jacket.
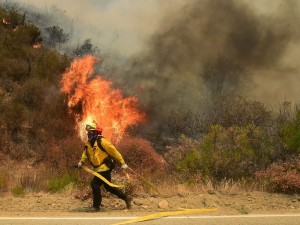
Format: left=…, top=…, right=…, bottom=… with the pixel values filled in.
left=80, top=135, right=125, bottom=172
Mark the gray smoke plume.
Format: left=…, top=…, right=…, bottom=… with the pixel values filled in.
left=106, top=0, right=300, bottom=133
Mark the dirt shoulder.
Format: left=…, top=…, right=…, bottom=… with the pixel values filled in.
left=0, top=190, right=299, bottom=217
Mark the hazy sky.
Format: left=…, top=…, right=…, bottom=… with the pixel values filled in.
left=13, top=0, right=188, bottom=56
left=12, top=0, right=291, bottom=57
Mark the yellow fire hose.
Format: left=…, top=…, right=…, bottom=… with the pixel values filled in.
left=81, top=165, right=217, bottom=224
left=82, top=165, right=124, bottom=188
left=81, top=165, right=163, bottom=197
left=127, top=167, right=164, bottom=197
left=112, top=208, right=218, bottom=225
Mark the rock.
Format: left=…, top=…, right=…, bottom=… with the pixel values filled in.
left=177, top=193, right=186, bottom=197
left=133, top=200, right=143, bottom=206
left=176, top=184, right=189, bottom=197
left=208, top=190, right=216, bottom=195
left=158, top=200, right=169, bottom=209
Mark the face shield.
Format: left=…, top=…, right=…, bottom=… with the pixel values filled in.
left=85, top=124, right=97, bottom=143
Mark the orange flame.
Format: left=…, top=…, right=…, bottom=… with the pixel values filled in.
left=33, top=43, right=41, bottom=48
left=2, top=18, right=10, bottom=25
left=60, top=55, right=145, bottom=142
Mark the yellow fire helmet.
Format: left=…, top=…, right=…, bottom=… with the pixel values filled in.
left=86, top=120, right=102, bottom=134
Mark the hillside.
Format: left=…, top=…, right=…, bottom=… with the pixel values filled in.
left=0, top=3, right=80, bottom=161
left=0, top=2, right=299, bottom=198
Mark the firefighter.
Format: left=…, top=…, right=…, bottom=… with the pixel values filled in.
left=78, top=121, right=133, bottom=212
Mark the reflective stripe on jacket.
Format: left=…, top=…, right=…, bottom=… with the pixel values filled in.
left=80, top=136, right=125, bottom=172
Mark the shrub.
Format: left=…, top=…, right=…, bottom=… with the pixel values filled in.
left=177, top=149, right=202, bottom=173
left=13, top=24, right=41, bottom=46
left=117, top=136, right=167, bottom=176
left=176, top=124, right=275, bottom=181
left=166, top=94, right=273, bottom=140
left=208, top=93, right=272, bottom=129
left=1, top=58, right=29, bottom=82
left=255, top=157, right=300, bottom=193
left=48, top=172, right=77, bottom=193
left=16, top=164, right=75, bottom=193
left=11, top=186, right=25, bottom=196
left=15, top=78, right=46, bottom=110
left=3, top=101, right=28, bottom=127
left=282, top=110, right=300, bottom=155
left=18, top=172, right=37, bottom=192
left=0, top=173, right=8, bottom=192
left=34, top=49, right=70, bottom=82
left=44, top=137, right=82, bottom=173
left=167, top=108, right=200, bottom=138
left=1, top=102, right=29, bottom=151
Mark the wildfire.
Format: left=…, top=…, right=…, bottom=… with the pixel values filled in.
left=60, top=55, right=145, bottom=142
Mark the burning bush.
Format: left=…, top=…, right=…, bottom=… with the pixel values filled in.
left=60, top=55, right=145, bottom=142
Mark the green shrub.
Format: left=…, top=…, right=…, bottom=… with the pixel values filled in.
left=11, top=186, right=25, bottom=197
left=34, top=49, right=70, bottom=82
left=177, top=149, right=202, bottom=173
left=48, top=172, right=77, bottom=193
left=282, top=110, right=300, bottom=155
left=176, top=124, right=274, bottom=181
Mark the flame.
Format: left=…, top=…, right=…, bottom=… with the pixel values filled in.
left=60, top=55, right=145, bottom=142
left=2, top=18, right=10, bottom=25
left=33, top=43, right=41, bottom=48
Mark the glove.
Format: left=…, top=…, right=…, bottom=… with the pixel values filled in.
left=77, top=161, right=82, bottom=168
left=121, top=163, right=128, bottom=169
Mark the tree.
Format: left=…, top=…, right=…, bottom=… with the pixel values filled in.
left=1, top=2, right=22, bottom=29
left=73, top=39, right=98, bottom=57
left=45, top=25, right=68, bottom=50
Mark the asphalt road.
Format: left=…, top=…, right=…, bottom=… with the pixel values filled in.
left=1, top=214, right=300, bottom=225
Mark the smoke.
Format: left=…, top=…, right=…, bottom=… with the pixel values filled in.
left=6, top=0, right=300, bottom=133
left=110, top=0, right=300, bottom=132
left=11, top=0, right=185, bottom=57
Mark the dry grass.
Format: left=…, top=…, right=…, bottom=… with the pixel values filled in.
left=0, top=156, right=280, bottom=197
left=0, top=158, right=63, bottom=193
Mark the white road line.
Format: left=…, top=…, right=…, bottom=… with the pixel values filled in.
left=0, top=217, right=137, bottom=220
left=0, top=214, right=300, bottom=220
